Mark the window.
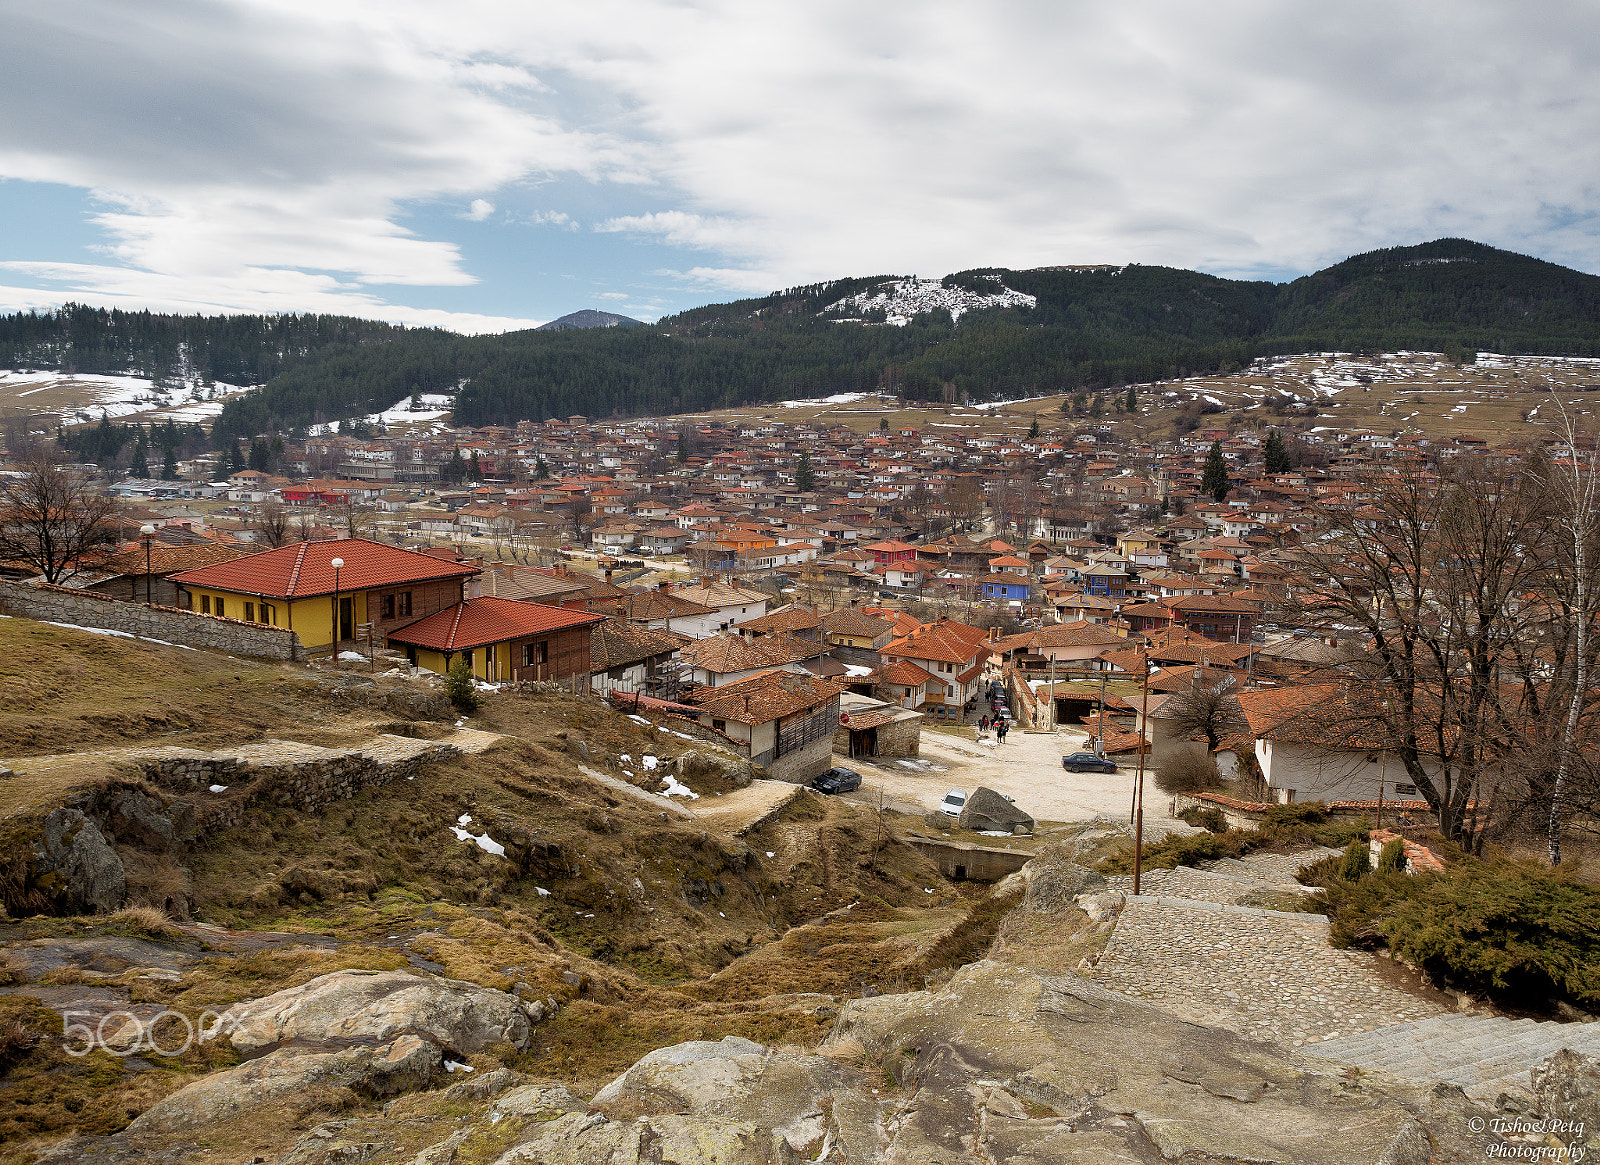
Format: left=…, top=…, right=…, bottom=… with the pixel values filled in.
left=244, top=602, right=255, bottom=622
left=262, top=604, right=275, bottom=625
left=201, top=594, right=210, bottom=614
left=215, top=597, right=224, bottom=617
left=380, top=594, right=395, bottom=619
left=712, top=718, right=726, bottom=732
left=1394, top=783, right=1417, bottom=797
left=398, top=591, right=412, bottom=616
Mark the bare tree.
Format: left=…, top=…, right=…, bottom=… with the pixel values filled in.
left=565, top=494, right=594, bottom=546
left=250, top=498, right=293, bottom=548
left=1527, top=403, right=1600, bottom=864
left=0, top=453, right=123, bottom=583
left=1161, top=678, right=1245, bottom=752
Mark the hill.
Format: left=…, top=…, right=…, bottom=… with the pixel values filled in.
left=6, top=238, right=1600, bottom=435
left=536, top=309, right=646, bottom=331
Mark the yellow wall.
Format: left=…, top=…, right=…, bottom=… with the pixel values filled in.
left=183, top=587, right=368, bottom=649
left=411, top=640, right=511, bottom=681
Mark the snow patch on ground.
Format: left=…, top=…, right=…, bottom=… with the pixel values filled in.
left=823, top=275, right=1035, bottom=325
left=659, top=774, right=700, bottom=799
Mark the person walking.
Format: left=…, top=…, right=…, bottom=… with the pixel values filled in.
left=996, top=720, right=1008, bottom=743
left=980, top=715, right=989, bottom=731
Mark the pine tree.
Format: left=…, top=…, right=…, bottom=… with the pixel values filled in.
left=795, top=450, right=814, bottom=492
left=226, top=442, right=244, bottom=474
left=469, top=451, right=483, bottom=482
left=161, top=446, right=179, bottom=481
left=1263, top=429, right=1290, bottom=474
left=1126, top=386, right=1138, bottom=412
left=879, top=417, right=889, bottom=430
left=248, top=439, right=269, bottom=472
left=444, top=448, right=467, bottom=484
left=534, top=457, right=549, bottom=480
left=1028, top=417, right=1039, bottom=439
left=1201, top=440, right=1230, bottom=501
left=1089, top=394, right=1104, bottom=418
left=130, top=435, right=149, bottom=479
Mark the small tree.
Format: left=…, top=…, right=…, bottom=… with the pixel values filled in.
left=129, top=439, right=149, bottom=479
left=1028, top=417, right=1040, bottom=439
left=1126, top=386, right=1138, bottom=413
left=251, top=498, right=293, bottom=548
left=1263, top=429, right=1290, bottom=474
left=1201, top=440, right=1230, bottom=501
left=445, top=655, right=480, bottom=713
left=1376, top=838, right=1406, bottom=874
left=1338, top=839, right=1370, bottom=881
left=0, top=454, right=124, bottom=583
left=160, top=446, right=179, bottom=481
left=795, top=450, right=815, bottom=492
left=879, top=417, right=889, bottom=431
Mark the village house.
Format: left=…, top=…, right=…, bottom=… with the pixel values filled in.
left=170, top=538, right=480, bottom=652
left=687, top=670, right=849, bottom=784
left=384, top=594, right=603, bottom=682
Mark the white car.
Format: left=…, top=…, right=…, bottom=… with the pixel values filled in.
left=939, top=788, right=967, bottom=817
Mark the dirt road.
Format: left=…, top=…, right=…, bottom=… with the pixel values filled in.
left=839, top=725, right=1183, bottom=831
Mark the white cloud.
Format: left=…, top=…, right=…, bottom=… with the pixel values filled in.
left=463, top=199, right=495, bottom=222
left=2, top=0, right=1598, bottom=324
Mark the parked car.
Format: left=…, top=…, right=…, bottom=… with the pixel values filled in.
left=939, top=788, right=968, bottom=817
left=1061, top=752, right=1118, bottom=773
left=812, top=767, right=862, bottom=795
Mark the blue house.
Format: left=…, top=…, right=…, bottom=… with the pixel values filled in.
left=982, top=571, right=1033, bottom=604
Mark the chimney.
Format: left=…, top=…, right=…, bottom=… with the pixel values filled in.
left=604, top=569, right=613, bottom=583
left=657, top=580, right=670, bottom=593
left=849, top=598, right=858, bottom=608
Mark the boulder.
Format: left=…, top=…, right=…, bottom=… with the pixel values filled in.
left=826, top=959, right=1432, bottom=1164
left=126, top=1035, right=441, bottom=1132
left=31, top=808, right=125, bottom=913
left=676, top=750, right=756, bottom=789
left=957, top=786, right=1034, bottom=835
left=222, top=968, right=536, bottom=1055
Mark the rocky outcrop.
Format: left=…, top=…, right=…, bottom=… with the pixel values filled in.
left=29, top=808, right=125, bottom=913
left=957, top=786, right=1034, bottom=834
left=1531, top=1048, right=1600, bottom=1137
left=126, top=1035, right=441, bottom=1133
left=222, top=968, right=539, bottom=1055
left=676, top=750, right=760, bottom=789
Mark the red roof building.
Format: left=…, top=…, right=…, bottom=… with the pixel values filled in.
left=385, top=595, right=604, bottom=683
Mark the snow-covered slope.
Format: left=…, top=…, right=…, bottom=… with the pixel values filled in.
left=823, top=275, right=1036, bottom=325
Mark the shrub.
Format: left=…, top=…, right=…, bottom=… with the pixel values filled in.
left=1097, top=802, right=1368, bottom=875
left=1314, top=859, right=1600, bottom=1008
left=1376, top=838, right=1405, bottom=874
left=1338, top=839, right=1370, bottom=881
left=445, top=656, right=480, bottom=713
left=1154, top=751, right=1220, bottom=797
left=1178, top=806, right=1228, bottom=833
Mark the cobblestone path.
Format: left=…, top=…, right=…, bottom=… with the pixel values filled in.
left=1089, top=896, right=1446, bottom=1047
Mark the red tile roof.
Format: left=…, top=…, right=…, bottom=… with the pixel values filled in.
left=385, top=595, right=604, bottom=652
left=169, top=538, right=479, bottom=599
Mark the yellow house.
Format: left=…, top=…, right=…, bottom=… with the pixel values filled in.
left=170, top=538, right=480, bottom=652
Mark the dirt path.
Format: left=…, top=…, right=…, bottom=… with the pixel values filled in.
left=689, top=779, right=803, bottom=835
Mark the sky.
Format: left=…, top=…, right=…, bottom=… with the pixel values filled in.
left=1, top=1, right=1598, bottom=333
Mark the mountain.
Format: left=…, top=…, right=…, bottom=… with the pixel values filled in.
left=6, top=239, right=1600, bottom=436
left=535, top=310, right=646, bottom=332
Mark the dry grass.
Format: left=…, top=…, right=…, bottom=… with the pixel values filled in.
left=99, top=905, right=184, bottom=943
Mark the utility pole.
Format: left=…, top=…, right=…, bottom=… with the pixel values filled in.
left=1132, top=651, right=1150, bottom=896
left=1095, top=669, right=1108, bottom=756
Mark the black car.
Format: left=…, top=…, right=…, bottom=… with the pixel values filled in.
left=812, top=767, right=863, bottom=794
left=1061, top=752, right=1118, bottom=773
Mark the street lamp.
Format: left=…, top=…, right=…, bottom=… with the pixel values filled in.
left=139, top=524, right=156, bottom=606
left=330, top=556, right=344, bottom=651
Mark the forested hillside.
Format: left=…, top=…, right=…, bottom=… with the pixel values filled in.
left=0, top=305, right=413, bottom=387
left=6, top=238, right=1600, bottom=436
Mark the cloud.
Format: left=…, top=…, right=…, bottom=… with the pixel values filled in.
left=3, top=0, right=1599, bottom=329
left=463, top=199, right=495, bottom=222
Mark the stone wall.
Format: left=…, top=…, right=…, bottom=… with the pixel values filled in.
left=0, top=579, right=302, bottom=661
left=136, top=741, right=457, bottom=834
left=904, top=836, right=1031, bottom=882
left=763, top=733, right=834, bottom=786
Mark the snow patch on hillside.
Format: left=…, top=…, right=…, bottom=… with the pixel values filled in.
left=0, top=369, right=254, bottom=422
left=823, top=275, right=1035, bottom=325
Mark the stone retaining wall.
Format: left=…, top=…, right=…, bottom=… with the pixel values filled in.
left=136, top=743, right=457, bottom=833
left=0, top=579, right=302, bottom=661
